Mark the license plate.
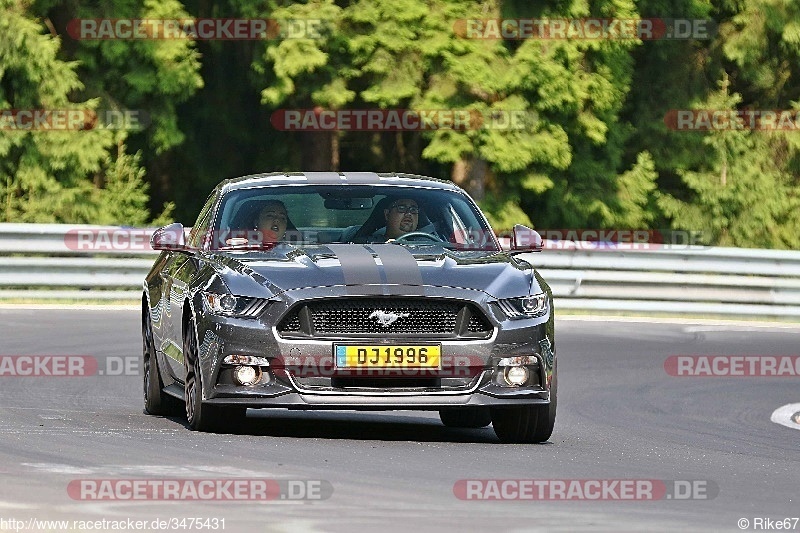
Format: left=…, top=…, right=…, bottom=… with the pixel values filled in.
left=334, top=344, right=441, bottom=369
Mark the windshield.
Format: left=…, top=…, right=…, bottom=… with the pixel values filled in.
left=208, top=184, right=499, bottom=251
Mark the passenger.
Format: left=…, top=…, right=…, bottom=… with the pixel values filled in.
left=256, top=200, right=289, bottom=242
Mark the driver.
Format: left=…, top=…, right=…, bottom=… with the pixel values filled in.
left=375, top=198, right=419, bottom=241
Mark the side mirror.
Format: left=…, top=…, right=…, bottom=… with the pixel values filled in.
left=510, top=224, right=543, bottom=253
left=150, top=222, right=188, bottom=252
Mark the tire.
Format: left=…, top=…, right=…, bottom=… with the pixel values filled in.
left=439, top=407, right=492, bottom=428
left=184, top=316, right=246, bottom=432
left=143, top=306, right=181, bottom=416
left=491, top=372, right=557, bottom=444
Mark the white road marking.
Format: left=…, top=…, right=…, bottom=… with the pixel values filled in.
left=558, top=315, right=800, bottom=329
left=682, top=325, right=800, bottom=333
left=1, top=407, right=114, bottom=413
left=0, top=500, right=37, bottom=510
left=770, top=403, right=800, bottom=431
left=20, top=463, right=282, bottom=477
left=0, top=304, right=137, bottom=311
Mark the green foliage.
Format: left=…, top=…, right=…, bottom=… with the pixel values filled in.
left=656, top=76, right=800, bottom=248
left=721, top=0, right=800, bottom=102
left=610, top=151, right=658, bottom=228
left=0, top=0, right=180, bottom=224
left=92, top=143, right=175, bottom=226
left=257, top=0, right=351, bottom=108
left=66, top=0, right=204, bottom=153
left=479, top=194, right=533, bottom=231
left=0, top=0, right=111, bottom=222
left=2, top=0, right=800, bottom=249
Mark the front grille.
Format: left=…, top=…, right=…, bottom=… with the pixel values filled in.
left=313, top=299, right=457, bottom=334
left=467, top=314, right=489, bottom=332
left=277, top=298, right=492, bottom=338
left=280, top=313, right=301, bottom=332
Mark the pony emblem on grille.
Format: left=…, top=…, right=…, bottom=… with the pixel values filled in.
left=368, top=310, right=410, bottom=328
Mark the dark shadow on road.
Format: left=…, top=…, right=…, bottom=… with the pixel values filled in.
left=162, top=409, right=503, bottom=443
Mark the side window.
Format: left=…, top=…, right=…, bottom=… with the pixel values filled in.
left=186, top=193, right=217, bottom=249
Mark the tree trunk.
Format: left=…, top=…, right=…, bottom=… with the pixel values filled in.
left=302, top=131, right=338, bottom=171
left=331, top=132, right=340, bottom=171
left=451, top=156, right=487, bottom=200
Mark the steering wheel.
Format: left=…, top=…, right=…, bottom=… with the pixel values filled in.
left=394, top=231, right=444, bottom=243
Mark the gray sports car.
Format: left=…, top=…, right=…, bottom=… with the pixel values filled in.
left=142, top=172, right=556, bottom=443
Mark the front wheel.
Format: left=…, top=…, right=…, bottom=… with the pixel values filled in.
left=491, top=374, right=557, bottom=443
left=490, top=404, right=555, bottom=443
left=184, top=317, right=246, bottom=432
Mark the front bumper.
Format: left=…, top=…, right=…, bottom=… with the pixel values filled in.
left=200, top=387, right=550, bottom=410
left=192, top=287, right=556, bottom=410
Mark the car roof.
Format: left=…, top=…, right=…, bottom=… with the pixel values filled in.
left=217, top=172, right=463, bottom=194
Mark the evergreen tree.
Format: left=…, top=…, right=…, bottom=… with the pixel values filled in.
left=0, top=0, right=112, bottom=222
left=657, top=75, right=800, bottom=248
left=0, top=0, right=193, bottom=224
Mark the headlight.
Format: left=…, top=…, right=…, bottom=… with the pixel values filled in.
left=497, top=293, right=548, bottom=319
left=202, top=292, right=269, bottom=317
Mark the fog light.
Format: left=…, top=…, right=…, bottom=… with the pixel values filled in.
left=233, top=365, right=261, bottom=386
left=503, top=366, right=529, bottom=386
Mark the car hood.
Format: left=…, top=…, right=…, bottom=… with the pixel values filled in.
left=204, top=243, right=536, bottom=300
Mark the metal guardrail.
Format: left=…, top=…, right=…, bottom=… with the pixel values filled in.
left=1, top=223, right=799, bottom=317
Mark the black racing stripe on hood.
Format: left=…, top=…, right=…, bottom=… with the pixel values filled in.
left=333, top=244, right=383, bottom=295
left=370, top=244, right=424, bottom=295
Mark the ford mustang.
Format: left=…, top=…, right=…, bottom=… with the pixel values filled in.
left=142, top=172, right=556, bottom=443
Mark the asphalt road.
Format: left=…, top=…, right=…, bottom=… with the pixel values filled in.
left=0, top=309, right=797, bottom=533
